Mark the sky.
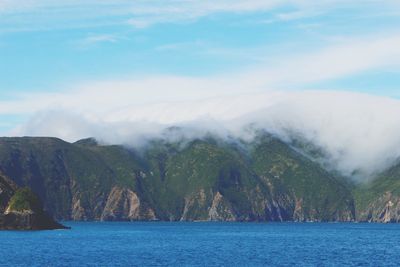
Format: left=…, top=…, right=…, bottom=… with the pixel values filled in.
left=2, top=0, right=400, bottom=179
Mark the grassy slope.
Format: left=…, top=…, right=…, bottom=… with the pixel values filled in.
left=7, top=187, right=42, bottom=212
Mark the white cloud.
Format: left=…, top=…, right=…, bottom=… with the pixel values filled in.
left=82, top=34, right=118, bottom=44
left=1, top=32, right=400, bottom=115
left=12, top=90, right=400, bottom=182
left=74, top=34, right=120, bottom=48
left=244, top=35, right=400, bottom=87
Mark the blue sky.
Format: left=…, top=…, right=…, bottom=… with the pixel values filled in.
left=1, top=0, right=400, bottom=137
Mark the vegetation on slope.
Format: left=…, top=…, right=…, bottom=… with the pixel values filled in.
left=352, top=162, right=400, bottom=222
left=250, top=135, right=355, bottom=221
left=7, top=187, right=42, bottom=213
left=0, top=134, right=358, bottom=221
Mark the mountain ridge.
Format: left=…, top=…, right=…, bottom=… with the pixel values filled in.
left=0, top=134, right=396, bottom=222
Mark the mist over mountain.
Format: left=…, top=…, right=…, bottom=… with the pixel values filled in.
left=13, top=90, right=400, bottom=182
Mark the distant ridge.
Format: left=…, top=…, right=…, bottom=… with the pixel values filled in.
left=74, top=137, right=98, bottom=146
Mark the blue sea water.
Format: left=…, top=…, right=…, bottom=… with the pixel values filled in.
left=0, top=222, right=400, bottom=266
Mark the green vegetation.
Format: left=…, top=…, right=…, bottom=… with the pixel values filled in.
left=141, top=139, right=267, bottom=220
left=251, top=136, right=354, bottom=220
left=354, top=163, right=400, bottom=213
left=7, top=187, right=42, bottom=212
left=0, top=134, right=358, bottom=221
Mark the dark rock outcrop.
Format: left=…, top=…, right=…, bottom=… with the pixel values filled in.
left=0, top=174, right=68, bottom=230
left=0, top=211, right=68, bottom=230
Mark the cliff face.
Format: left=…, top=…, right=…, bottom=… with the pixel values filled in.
left=0, top=136, right=356, bottom=222
left=100, top=186, right=156, bottom=221
left=356, top=192, right=400, bottom=223
left=0, top=174, right=17, bottom=213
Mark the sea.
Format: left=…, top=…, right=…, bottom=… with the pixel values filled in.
left=0, top=222, right=399, bottom=266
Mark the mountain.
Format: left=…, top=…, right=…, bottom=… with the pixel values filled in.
left=0, top=134, right=356, bottom=222
left=0, top=173, right=67, bottom=230
left=141, top=135, right=354, bottom=221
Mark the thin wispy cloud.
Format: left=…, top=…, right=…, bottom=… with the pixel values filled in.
left=75, top=34, right=120, bottom=48
left=155, top=40, right=207, bottom=52
left=1, top=0, right=398, bottom=31
left=247, top=34, right=400, bottom=87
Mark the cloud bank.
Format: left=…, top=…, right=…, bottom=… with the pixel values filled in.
left=9, top=89, right=400, bottom=182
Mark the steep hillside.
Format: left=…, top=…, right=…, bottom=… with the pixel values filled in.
left=354, top=162, right=400, bottom=222
left=0, top=135, right=356, bottom=222
left=0, top=137, right=154, bottom=220
left=250, top=135, right=355, bottom=221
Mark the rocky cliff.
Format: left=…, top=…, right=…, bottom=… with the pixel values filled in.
left=100, top=186, right=156, bottom=221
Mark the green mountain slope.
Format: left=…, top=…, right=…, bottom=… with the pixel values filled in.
left=251, top=135, right=355, bottom=221
left=0, top=135, right=356, bottom=222
left=354, top=162, right=400, bottom=222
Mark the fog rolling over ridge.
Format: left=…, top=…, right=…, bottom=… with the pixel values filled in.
left=13, top=90, right=400, bottom=182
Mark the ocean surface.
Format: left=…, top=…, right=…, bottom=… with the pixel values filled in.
left=1, top=222, right=400, bottom=266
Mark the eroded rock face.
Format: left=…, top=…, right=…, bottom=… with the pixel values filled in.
left=101, top=187, right=156, bottom=221
left=208, top=192, right=236, bottom=221
left=180, top=189, right=210, bottom=221
left=70, top=179, right=86, bottom=220
left=71, top=198, right=87, bottom=221
left=179, top=190, right=238, bottom=221
left=358, top=192, right=400, bottom=223
left=175, top=185, right=356, bottom=222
